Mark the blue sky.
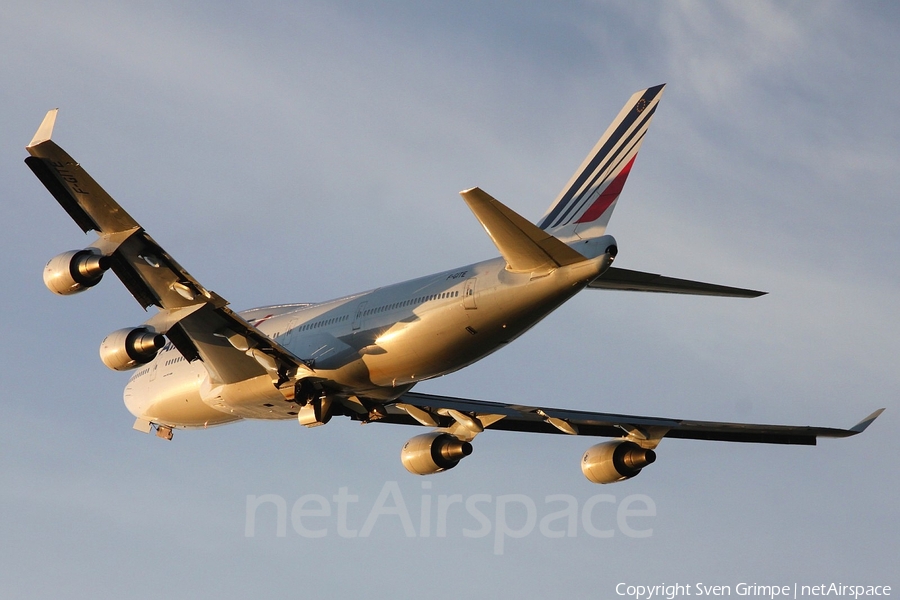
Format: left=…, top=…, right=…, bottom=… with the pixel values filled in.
left=1, top=2, right=897, bottom=598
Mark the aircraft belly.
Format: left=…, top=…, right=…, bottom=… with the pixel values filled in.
left=199, top=374, right=302, bottom=420
left=144, top=393, right=241, bottom=428
left=126, top=364, right=241, bottom=428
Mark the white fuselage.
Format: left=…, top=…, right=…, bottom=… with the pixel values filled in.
left=124, top=236, right=616, bottom=428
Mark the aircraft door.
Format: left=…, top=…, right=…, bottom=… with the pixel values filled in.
left=283, top=319, right=298, bottom=347
left=464, top=278, right=477, bottom=309
left=352, top=301, right=368, bottom=330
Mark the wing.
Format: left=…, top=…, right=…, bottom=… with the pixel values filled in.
left=25, top=109, right=311, bottom=385
left=589, top=266, right=766, bottom=298
left=371, top=390, right=883, bottom=446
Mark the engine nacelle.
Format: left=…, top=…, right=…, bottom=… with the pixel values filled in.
left=401, top=432, right=473, bottom=475
left=44, top=249, right=111, bottom=295
left=99, top=327, right=166, bottom=371
left=581, top=440, right=656, bottom=484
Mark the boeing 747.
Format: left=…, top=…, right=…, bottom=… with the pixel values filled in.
left=26, top=85, right=882, bottom=483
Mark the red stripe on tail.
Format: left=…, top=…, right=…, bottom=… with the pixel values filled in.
left=574, top=156, right=636, bottom=224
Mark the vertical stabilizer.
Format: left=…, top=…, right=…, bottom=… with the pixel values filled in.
left=538, top=84, right=665, bottom=241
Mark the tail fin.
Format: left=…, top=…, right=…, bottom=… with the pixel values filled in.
left=538, top=84, right=665, bottom=241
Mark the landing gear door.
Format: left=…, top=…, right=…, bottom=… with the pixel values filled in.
left=464, top=278, right=477, bottom=310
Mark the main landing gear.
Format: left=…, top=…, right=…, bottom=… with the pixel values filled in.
left=294, top=379, right=333, bottom=427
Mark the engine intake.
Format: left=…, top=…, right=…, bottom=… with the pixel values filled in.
left=100, top=327, right=166, bottom=371
left=44, top=249, right=111, bottom=295
left=581, top=440, right=656, bottom=484
left=401, top=432, right=473, bottom=475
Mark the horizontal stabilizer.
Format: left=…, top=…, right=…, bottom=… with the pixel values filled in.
left=460, top=187, right=586, bottom=273
left=589, top=267, right=766, bottom=298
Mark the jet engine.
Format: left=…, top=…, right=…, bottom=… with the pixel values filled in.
left=43, top=249, right=111, bottom=295
left=581, top=440, right=656, bottom=484
left=401, top=432, right=473, bottom=475
left=99, top=327, right=166, bottom=371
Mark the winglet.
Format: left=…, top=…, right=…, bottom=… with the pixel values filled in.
left=28, top=109, right=59, bottom=148
left=849, top=408, right=885, bottom=434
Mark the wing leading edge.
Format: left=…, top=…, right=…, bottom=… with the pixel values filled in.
left=374, top=391, right=883, bottom=446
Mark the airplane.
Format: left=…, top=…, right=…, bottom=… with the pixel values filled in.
left=25, top=84, right=883, bottom=484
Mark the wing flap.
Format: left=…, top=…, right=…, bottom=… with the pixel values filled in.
left=589, top=266, right=766, bottom=298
